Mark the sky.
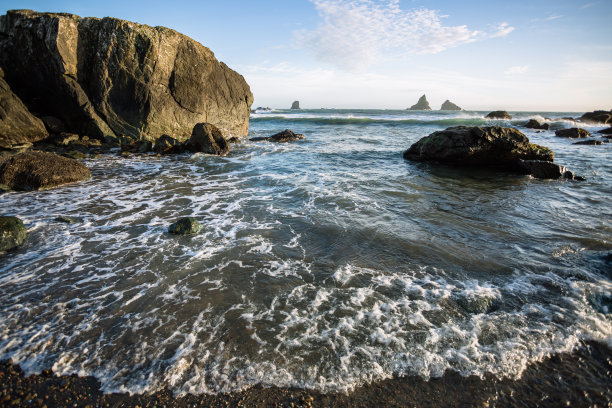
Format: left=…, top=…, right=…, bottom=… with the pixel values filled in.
left=1, top=0, right=611, bottom=111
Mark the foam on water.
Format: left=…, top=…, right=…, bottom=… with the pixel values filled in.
left=0, top=110, right=610, bottom=396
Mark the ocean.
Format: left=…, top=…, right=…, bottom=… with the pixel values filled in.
left=0, top=109, right=610, bottom=397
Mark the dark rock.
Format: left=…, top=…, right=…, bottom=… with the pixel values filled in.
left=55, top=216, right=77, bottom=224
left=485, top=111, right=512, bottom=119
left=0, top=10, right=253, bottom=144
left=403, top=126, right=553, bottom=172
left=227, top=137, right=240, bottom=143
left=54, top=133, right=80, bottom=146
left=407, top=94, right=431, bottom=110
left=572, top=139, right=604, bottom=145
left=525, top=119, right=549, bottom=130
left=291, top=101, right=300, bottom=110
left=168, top=217, right=201, bottom=234
left=555, top=128, right=590, bottom=138
left=0, top=70, right=48, bottom=149
left=597, top=127, right=612, bottom=134
left=61, top=151, right=87, bottom=160
left=440, top=100, right=462, bottom=111
left=186, top=123, right=229, bottom=156
left=41, top=116, right=66, bottom=134
left=0, top=215, right=27, bottom=251
left=250, top=129, right=305, bottom=143
left=579, top=110, right=612, bottom=125
left=0, top=151, right=91, bottom=190
left=137, top=140, right=153, bottom=153
left=518, top=160, right=568, bottom=179
left=153, top=135, right=185, bottom=154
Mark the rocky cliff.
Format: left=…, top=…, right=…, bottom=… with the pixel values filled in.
left=0, top=10, right=253, bottom=143
left=407, top=95, right=431, bottom=110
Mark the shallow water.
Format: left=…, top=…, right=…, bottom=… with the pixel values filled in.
left=0, top=109, right=611, bottom=395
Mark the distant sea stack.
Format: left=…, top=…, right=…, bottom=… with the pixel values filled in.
left=291, top=101, right=301, bottom=110
left=0, top=9, right=253, bottom=146
left=440, top=100, right=462, bottom=111
left=407, top=95, right=431, bottom=110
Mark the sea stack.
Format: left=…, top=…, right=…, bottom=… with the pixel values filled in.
left=407, top=95, right=431, bottom=110
left=440, top=100, right=462, bottom=111
left=0, top=10, right=253, bottom=145
left=291, top=101, right=301, bottom=110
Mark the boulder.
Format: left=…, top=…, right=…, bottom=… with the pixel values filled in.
left=0, top=10, right=253, bottom=144
left=440, top=100, right=462, bottom=111
left=0, top=69, right=49, bottom=149
left=597, top=127, right=612, bottom=134
left=555, top=128, right=590, bottom=138
left=0, top=215, right=27, bottom=251
left=403, top=126, right=553, bottom=172
left=0, top=151, right=91, bottom=190
left=573, top=139, right=604, bottom=145
left=524, top=119, right=549, bottom=130
left=186, top=123, right=230, bottom=156
left=407, top=94, right=431, bottom=110
left=517, top=160, right=573, bottom=179
left=579, top=110, right=612, bottom=125
left=153, top=135, right=185, bottom=154
left=168, top=217, right=201, bottom=234
left=291, top=101, right=301, bottom=110
left=485, top=111, right=512, bottom=120
left=250, top=129, right=305, bottom=143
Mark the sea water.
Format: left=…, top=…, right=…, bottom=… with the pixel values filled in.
left=0, top=109, right=610, bottom=395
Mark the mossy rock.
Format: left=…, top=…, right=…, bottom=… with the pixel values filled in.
left=0, top=216, right=27, bottom=251
left=168, top=217, right=201, bottom=235
left=55, top=216, right=77, bottom=224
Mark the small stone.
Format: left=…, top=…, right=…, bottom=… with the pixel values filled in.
left=0, top=216, right=27, bottom=251
left=168, top=217, right=201, bottom=235
left=55, top=216, right=77, bottom=224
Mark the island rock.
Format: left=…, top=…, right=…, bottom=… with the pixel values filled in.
left=291, top=101, right=301, bottom=110
left=555, top=128, right=590, bottom=138
left=440, top=100, right=462, bottom=111
left=485, top=111, right=512, bottom=120
left=0, top=215, right=27, bottom=251
left=525, top=119, right=549, bottom=130
left=0, top=151, right=91, bottom=190
left=0, top=10, right=253, bottom=144
left=250, top=129, right=305, bottom=143
left=407, top=95, right=431, bottom=110
left=579, top=110, right=612, bottom=125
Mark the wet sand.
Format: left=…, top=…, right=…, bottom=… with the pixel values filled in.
left=1, top=341, right=610, bottom=407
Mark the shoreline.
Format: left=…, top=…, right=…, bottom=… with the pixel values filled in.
left=1, top=341, right=610, bottom=407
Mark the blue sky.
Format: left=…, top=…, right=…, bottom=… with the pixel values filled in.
left=1, top=0, right=611, bottom=111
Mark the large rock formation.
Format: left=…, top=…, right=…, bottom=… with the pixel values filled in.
left=0, top=68, right=49, bottom=149
left=579, top=110, right=612, bottom=125
left=404, top=126, right=554, bottom=172
left=291, top=101, right=300, bottom=110
left=407, top=95, right=431, bottom=110
left=440, top=100, right=462, bottom=111
left=0, top=151, right=91, bottom=190
left=0, top=10, right=253, bottom=143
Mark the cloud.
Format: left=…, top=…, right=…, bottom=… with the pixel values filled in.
left=581, top=2, right=599, bottom=9
left=544, top=14, right=563, bottom=21
left=295, top=0, right=515, bottom=70
left=504, top=65, right=529, bottom=75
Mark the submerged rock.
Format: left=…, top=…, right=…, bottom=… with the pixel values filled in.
left=485, top=111, right=512, bottom=120
left=168, top=217, right=201, bottom=235
left=573, top=139, right=604, bottom=145
left=456, top=295, right=498, bottom=314
left=55, top=216, right=77, bottom=224
left=440, top=100, right=462, bottom=111
left=407, top=94, right=431, bottom=110
left=0, top=215, right=27, bottom=251
left=579, top=110, right=612, bottom=125
left=0, top=10, right=253, bottom=143
left=403, top=126, right=553, bottom=170
left=186, top=123, right=230, bottom=156
left=555, top=128, right=590, bottom=138
left=525, top=119, right=549, bottom=130
left=250, top=129, right=305, bottom=143
left=0, top=151, right=91, bottom=190
left=291, top=101, right=301, bottom=110
left=0, top=69, right=48, bottom=149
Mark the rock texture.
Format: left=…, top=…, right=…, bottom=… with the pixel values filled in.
left=517, top=160, right=576, bottom=180
left=0, top=215, right=27, bottom=251
left=168, top=217, right=201, bottom=234
left=580, top=110, right=612, bottom=125
left=0, top=151, right=91, bottom=190
left=291, top=101, right=300, bottom=110
left=0, top=10, right=253, bottom=143
left=407, top=95, right=431, bottom=110
left=0, top=68, right=49, bottom=149
left=250, top=129, right=305, bottom=143
left=186, top=123, right=230, bottom=156
left=573, top=139, right=604, bottom=145
left=440, top=100, right=462, bottom=111
left=525, top=119, right=549, bottom=130
left=486, top=111, right=512, bottom=120
left=598, top=127, right=612, bottom=135
left=404, top=126, right=554, bottom=171
left=555, top=128, right=590, bottom=138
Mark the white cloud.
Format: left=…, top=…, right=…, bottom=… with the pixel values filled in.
left=295, top=0, right=514, bottom=70
left=581, top=2, right=599, bottom=9
left=544, top=14, right=563, bottom=21
left=504, top=65, right=529, bottom=75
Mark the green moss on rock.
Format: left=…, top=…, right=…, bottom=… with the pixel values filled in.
left=0, top=216, right=27, bottom=251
